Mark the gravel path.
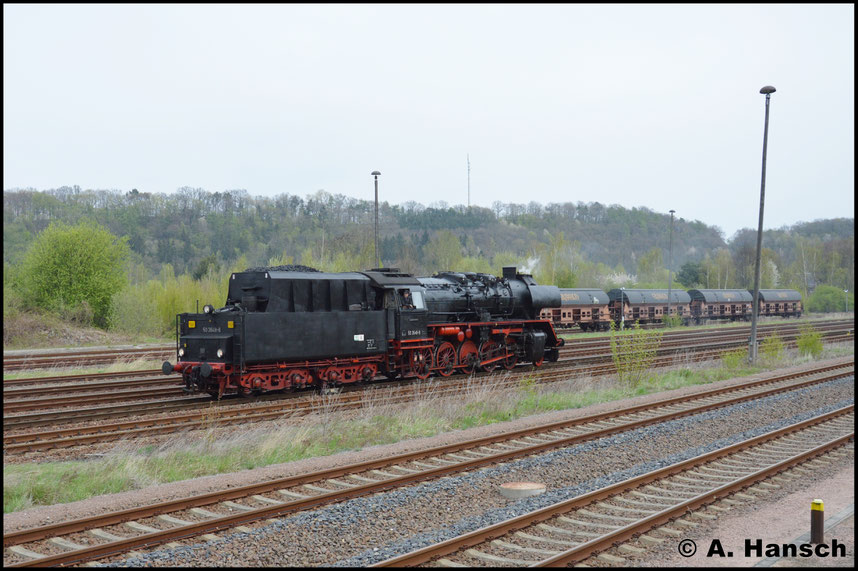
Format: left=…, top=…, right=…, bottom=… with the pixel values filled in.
left=91, top=371, right=853, bottom=567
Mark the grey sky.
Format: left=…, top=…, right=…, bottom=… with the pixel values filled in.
left=3, top=4, right=854, bottom=240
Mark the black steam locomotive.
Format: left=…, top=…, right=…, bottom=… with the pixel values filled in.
left=163, top=266, right=564, bottom=398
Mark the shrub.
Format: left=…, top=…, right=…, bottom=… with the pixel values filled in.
left=760, top=333, right=785, bottom=364
left=796, top=324, right=823, bottom=358
left=18, top=220, right=129, bottom=327
left=661, top=314, right=682, bottom=328
left=720, top=347, right=748, bottom=370
left=609, top=320, right=663, bottom=387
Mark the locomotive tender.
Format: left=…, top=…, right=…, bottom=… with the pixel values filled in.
left=163, top=266, right=564, bottom=398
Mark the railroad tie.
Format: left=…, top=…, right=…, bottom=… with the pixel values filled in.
left=537, top=523, right=601, bottom=538
left=89, top=528, right=127, bottom=541
left=514, top=531, right=578, bottom=547
left=595, top=501, right=657, bottom=515
left=436, top=558, right=470, bottom=567
left=277, top=489, right=310, bottom=500
left=618, top=544, right=647, bottom=554
left=411, top=461, right=445, bottom=469
left=125, top=521, right=162, bottom=533
left=492, top=539, right=561, bottom=556
left=8, top=545, right=47, bottom=560
left=251, top=494, right=285, bottom=505
left=576, top=509, right=638, bottom=523
left=325, top=478, right=359, bottom=488
left=347, top=474, right=381, bottom=483
left=370, top=469, right=403, bottom=478
left=221, top=500, right=255, bottom=511
left=158, top=514, right=194, bottom=526
left=303, top=484, right=337, bottom=494
left=465, top=548, right=534, bottom=566
left=558, top=516, right=622, bottom=530
left=190, top=507, right=223, bottom=518
left=445, top=453, right=477, bottom=462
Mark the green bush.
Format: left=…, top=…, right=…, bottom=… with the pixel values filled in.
left=720, top=347, right=747, bottom=370
left=807, top=285, right=851, bottom=313
left=18, top=221, right=130, bottom=327
left=661, top=314, right=682, bottom=328
left=796, top=324, right=823, bottom=358
left=609, top=320, right=663, bottom=387
left=760, top=333, right=785, bottom=364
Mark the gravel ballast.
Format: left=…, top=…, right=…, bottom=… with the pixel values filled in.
left=91, top=372, right=853, bottom=567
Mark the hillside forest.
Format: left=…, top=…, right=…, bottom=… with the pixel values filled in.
left=3, top=186, right=854, bottom=340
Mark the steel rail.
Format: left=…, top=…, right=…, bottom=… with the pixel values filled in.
left=371, top=406, right=854, bottom=567
left=3, top=365, right=851, bottom=563
left=3, top=355, right=852, bottom=453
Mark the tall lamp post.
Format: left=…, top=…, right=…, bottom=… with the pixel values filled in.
left=749, top=85, right=776, bottom=363
left=371, top=171, right=381, bottom=269
left=620, top=286, right=625, bottom=330
left=845, top=289, right=849, bottom=314
left=667, top=209, right=676, bottom=323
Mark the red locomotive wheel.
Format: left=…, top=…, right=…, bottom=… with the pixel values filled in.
left=478, top=340, right=499, bottom=373
left=435, top=342, right=457, bottom=377
left=410, top=348, right=433, bottom=380
left=502, top=344, right=518, bottom=370
left=458, top=340, right=478, bottom=374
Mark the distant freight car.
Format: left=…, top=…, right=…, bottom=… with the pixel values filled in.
left=688, top=289, right=753, bottom=323
left=539, top=288, right=612, bottom=331
left=757, top=289, right=803, bottom=318
left=607, top=289, right=692, bottom=326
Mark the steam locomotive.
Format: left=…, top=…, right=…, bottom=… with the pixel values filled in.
left=163, top=266, right=564, bottom=398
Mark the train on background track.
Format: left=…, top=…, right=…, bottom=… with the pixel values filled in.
left=164, top=266, right=564, bottom=398
left=539, top=287, right=803, bottom=331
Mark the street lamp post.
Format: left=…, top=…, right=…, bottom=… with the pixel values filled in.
left=749, top=85, right=776, bottom=364
left=667, top=209, right=675, bottom=324
left=371, top=171, right=381, bottom=269
left=620, top=286, right=625, bottom=330
left=845, top=289, right=849, bottom=314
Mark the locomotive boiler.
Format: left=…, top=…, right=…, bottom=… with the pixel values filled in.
left=163, top=266, right=563, bottom=398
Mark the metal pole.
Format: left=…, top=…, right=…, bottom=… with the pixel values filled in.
left=667, top=209, right=675, bottom=323
left=749, top=86, right=776, bottom=363
left=846, top=289, right=849, bottom=313
left=620, top=287, right=625, bottom=330
left=371, top=171, right=381, bottom=268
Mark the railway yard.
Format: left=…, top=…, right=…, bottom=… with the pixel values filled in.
left=3, top=317, right=854, bottom=567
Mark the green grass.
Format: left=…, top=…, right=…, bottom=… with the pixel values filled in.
left=4, top=342, right=852, bottom=514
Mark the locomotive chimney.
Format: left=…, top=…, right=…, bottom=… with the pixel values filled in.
left=502, top=266, right=517, bottom=280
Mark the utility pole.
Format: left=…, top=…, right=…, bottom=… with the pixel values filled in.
left=371, top=171, right=381, bottom=269
left=749, top=85, right=776, bottom=363
left=667, top=209, right=675, bottom=322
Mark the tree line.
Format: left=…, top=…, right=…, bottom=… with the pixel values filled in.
left=3, top=186, right=853, bottom=338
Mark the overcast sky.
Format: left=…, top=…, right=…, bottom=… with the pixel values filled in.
left=3, top=4, right=854, bottom=240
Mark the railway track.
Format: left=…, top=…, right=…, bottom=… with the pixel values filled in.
left=373, top=408, right=854, bottom=567
left=3, top=319, right=850, bottom=374
left=3, top=361, right=852, bottom=566
left=4, top=320, right=851, bottom=415
left=3, top=328, right=852, bottom=452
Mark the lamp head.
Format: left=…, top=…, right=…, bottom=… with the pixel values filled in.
left=371, top=171, right=381, bottom=176
left=760, top=85, right=776, bottom=94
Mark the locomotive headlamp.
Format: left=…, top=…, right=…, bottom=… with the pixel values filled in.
left=203, top=304, right=214, bottom=314
left=178, top=348, right=185, bottom=357
left=217, top=349, right=224, bottom=358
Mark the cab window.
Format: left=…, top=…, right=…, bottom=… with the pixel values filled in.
left=411, top=291, right=425, bottom=309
